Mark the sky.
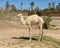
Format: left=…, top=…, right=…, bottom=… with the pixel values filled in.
left=0, top=0, right=60, bottom=10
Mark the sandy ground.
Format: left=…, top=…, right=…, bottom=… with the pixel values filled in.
left=0, top=19, right=60, bottom=48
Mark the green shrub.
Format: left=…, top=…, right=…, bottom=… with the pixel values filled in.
left=43, top=15, right=52, bottom=29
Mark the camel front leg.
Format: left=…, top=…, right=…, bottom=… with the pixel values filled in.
left=39, top=24, right=43, bottom=41
left=28, top=25, right=32, bottom=41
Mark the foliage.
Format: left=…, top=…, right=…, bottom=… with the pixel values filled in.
left=30, top=1, right=34, bottom=11
left=20, top=2, right=23, bottom=11
left=49, top=8, right=56, bottom=11
left=43, top=15, right=52, bottom=29
left=56, top=3, right=60, bottom=11
left=43, top=8, right=56, bottom=12
left=34, top=6, right=40, bottom=11
left=5, top=1, right=10, bottom=11
left=16, top=36, right=60, bottom=48
left=43, top=8, right=49, bottom=12
left=11, top=4, right=17, bottom=12
left=36, top=11, right=42, bottom=16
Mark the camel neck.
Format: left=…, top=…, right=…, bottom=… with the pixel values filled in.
left=20, top=16, right=26, bottom=25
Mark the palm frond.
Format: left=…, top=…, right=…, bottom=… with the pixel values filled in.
left=43, top=15, right=52, bottom=29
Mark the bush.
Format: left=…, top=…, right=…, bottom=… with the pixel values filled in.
left=43, top=15, right=52, bottom=29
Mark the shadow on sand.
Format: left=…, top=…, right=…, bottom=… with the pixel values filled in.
left=12, top=37, right=38, bottom=41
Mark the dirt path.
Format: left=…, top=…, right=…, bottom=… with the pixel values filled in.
left=0, top=20, right=60, bottom=40
left=0, top=20, right=60, bottom=48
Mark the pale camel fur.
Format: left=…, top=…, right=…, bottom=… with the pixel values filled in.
left=17, top=14, right=44, bottom=41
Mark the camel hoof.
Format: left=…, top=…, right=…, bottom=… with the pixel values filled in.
left=29, top=39, right=31, bottom=42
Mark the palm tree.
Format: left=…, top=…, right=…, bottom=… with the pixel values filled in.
left=5, top=1, right=10, bottom=12
left=30, top=1, right=34, bottom=11
left=56, top=3, right=60, bottom=11
left=59, top=3, right=60, bottom=6
left=0, top=7, right=3, bottom=11
left=35, top=6, right=40, bottom=11
left=48, top=2, right=51, bottom=9
left=56, top=5, right=59, bottom=11
left=21, top=2, right=23, bottom=11
left=58, top=3, right=60, bottom=11
left=11, top=4, right=17, bottom=12
left=52, top=2, right=55, bottom=8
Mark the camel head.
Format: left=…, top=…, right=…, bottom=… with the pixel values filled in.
left=17, top=14, right=23, bottom=18
left=17, top=14, right=26, bottom=25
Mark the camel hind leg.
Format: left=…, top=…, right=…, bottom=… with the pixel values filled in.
left=39, top=23, right=43, bottom=41
left=28, top=25, right=32, bottom=41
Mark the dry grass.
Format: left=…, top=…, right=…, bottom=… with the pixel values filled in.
left=0, top=16, right=60, bottom=48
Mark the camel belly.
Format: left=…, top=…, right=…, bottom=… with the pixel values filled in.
left=26, top=19, right=39, bottom=25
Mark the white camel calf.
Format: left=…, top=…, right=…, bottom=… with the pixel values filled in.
left=17, top=14, right=44, bottom=41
